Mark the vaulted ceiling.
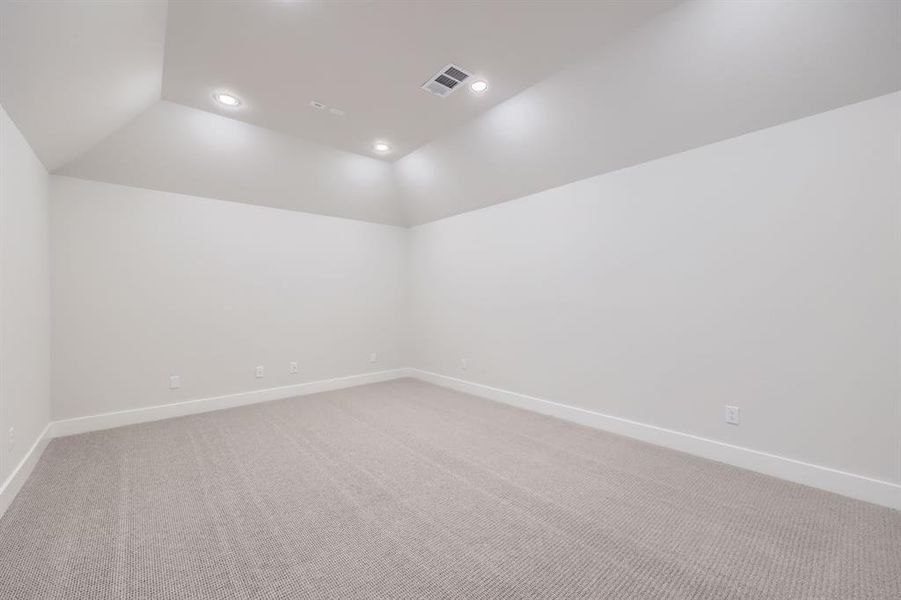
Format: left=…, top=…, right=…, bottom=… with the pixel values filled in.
left=161, top=0, right=672, bottom=161
left=2, top=1, right=899, bottom=226
left=0, top=1, right=167, bottom=172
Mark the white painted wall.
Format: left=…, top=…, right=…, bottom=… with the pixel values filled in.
left=34, top=92, right=901, bottom=506
left=0, top=105, right=51, bottom=484
left=408, top=93, right=901, bottom=486
left=50, top=177, right=407, bottom=420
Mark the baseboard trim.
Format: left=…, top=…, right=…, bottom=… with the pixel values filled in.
left=7, top=369, right=897, bottom=517
left=0, top=422, right=53, bottom=519
left=2, top=370, right=411, bottom=518
left=409, top=369, right=900, bottom=510
left=50, top=368, right=412, bottom=439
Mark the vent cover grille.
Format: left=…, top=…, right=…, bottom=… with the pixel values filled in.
left=421, top=63, right=472, bottom=98
left=443, top=66, right=469, bottom=81
left=434, top=74, right=459, bottom=89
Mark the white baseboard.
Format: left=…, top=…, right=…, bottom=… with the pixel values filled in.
left=1, top=369, right=411, bottom=518
left=0, top=422, right=53, bottom=519
left=50, top=368, right=411, bottom=438
left=5, top=368, right=896, bottom=520
left=409, top=369, right=900, bottom=510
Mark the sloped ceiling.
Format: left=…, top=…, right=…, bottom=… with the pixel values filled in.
left=3, top=1, right=900, bottom=227
left=0, top=0, right=167, bottom=171
left=160, top=0, right=675, bottom=160
left=56, top=101, right=403, bottom=226
left=395, top=0, right=901, bottom=225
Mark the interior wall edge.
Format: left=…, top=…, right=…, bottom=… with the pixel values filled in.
left=48, top=368, right=413, bottom=438
left=49, top=172, right=409, bottom=231
left=49, top=175, right=409, bottom=420
left=0, top=422, right=52, bottom=520
left=3, top=365, right=897, bottom=517
left=405, top=90, right=900, bottom=495
left=0, top=102, right=53, bottom=494
left=1, top=369, right=415, bottom=518
left=409, top=369, right=901, bottom=511
left=404, top=90, right=901, bottom=228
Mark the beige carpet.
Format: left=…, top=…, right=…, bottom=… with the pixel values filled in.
left=0, top=378, right=898, bottom=599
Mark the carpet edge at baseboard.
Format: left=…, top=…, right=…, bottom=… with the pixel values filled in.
left=49, top=368, right=415, bottom=438
left=407, top=368, right=900, bottom=511
left=0, top=423, right=53, bottom=519
left=4, top=368, right=896, bottom=520
left=0, top=368, right=414, bottom=520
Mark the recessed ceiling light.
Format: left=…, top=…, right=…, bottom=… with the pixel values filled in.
left=213, top=93, right=241, bottom=107
left=310, top=100, right=326, bottom=110
left=373, top=142, right=390, bottom=153
left=470, top=80, right=489, bottom=94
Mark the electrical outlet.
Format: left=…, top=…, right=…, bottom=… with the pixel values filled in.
left=461, top=358, right=468, bottom=370
left=290, top=361, right=299, bottom=374
left=724, top=405, right=741, bottom=425
left=169, top=375, right=181, bottom=390
left=369, top=353, right=377, bottom=363
left=7, top=427, right=14, bottom=452
left=256, top=365, right=265, bottom=378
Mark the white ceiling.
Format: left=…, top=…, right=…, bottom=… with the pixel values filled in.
left=56, top=101, right=403, bottom=225
left=0, top=0, right=167, bottom=171
left=396, top=0, right=901, bottom=225
left=2, top=1, right=899, bottom=227
left=161, top=0, right=675, bottom=161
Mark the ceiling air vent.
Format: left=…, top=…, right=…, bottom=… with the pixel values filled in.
left=421, top=64, right=472, bottom=98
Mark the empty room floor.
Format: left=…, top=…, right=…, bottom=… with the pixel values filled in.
left=1, top=379, right=898, bottom=600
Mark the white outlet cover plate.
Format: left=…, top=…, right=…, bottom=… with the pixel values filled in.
left=724, top=405, right=741, bottom=425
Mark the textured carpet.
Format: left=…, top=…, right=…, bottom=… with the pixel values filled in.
left=0, top=379, right=898, bottom=599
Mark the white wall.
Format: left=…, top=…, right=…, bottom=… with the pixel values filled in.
left=408, top=93, right=901, bottom=486
left=0, top=105, right=51, bottom=484
left=50, top=176, right=407, bottom=420
left=31, top=92, right=901, bottom=506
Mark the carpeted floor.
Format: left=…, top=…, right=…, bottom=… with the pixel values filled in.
left=0, top=379, right=898, bottom=599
